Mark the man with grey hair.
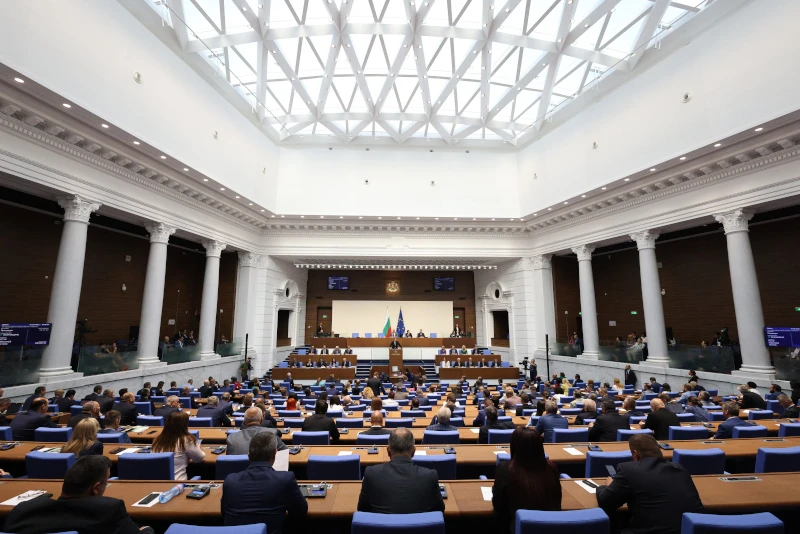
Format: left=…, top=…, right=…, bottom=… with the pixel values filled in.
left=68, top=401, right=101, bottom=429
left=777, top=393, right=800, bottom=419
left=361, top=411, right=392, bottom=436
left=712, top=401, right=749, bottom=439
left=426, top=406, right=458, bottom=432
left=222, top=432, right=307, bottom=533
left=219, top=391, right=234, bottom=416
left=575, top=398, right=598, bottom=425
left=98, top=389, right=115, bottom=414
left=227, top=407, right=286, bottom=454
left=534, top=400, right=568, bottom=442
left=357, top=428, right=445, bottom=514
left=738, top=384, right=766, bottom=410
left=197, top=395, right=232, bottom=427
left=154, top=395, right=181, bottom=419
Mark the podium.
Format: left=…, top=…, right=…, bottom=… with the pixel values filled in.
left=389, top=349, right=403, bottom=382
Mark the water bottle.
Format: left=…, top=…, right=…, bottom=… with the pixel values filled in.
left=158, top=483, right=185, bottom=504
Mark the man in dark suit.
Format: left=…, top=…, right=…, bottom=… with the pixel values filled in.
left=389, top=339, right=402, bottom=350
left=589, top=400, right=631, bottom=442
left=478, top=406, right=514, bottom=444
left=574, top=399, right=599, bottom=425
left=367, top=373, right=384, bottom=396
left=10, top=398, right=58, bottom=441
left=154, top=396, right=181, bottom=419
left=197, top=396, right=232, bottom=427
left=97, top=389, right=115, bottom=414
left=301, top=399, right=339, bottom=440
left=778, top=393, right=800, bottom=419
left=55, top=389, right=77, bottom=414
left=712, top=402, right=750, bottom=439
left=596, top=434, right=703, bottom=534
left=358, top=427, right=445, bottom=514
left=222, top=431, right=307, bottom=534
left=622, top=397, right=646, bottom=418
left=99, top=410, right=132, bottom=444
left=218, top=392, right=235, bottom=416
left=534, top=401, right=569, bottom=442
left=227, top=408, right=286, bottom=455
left=738, top=384, right=767, bottom=410
left=199, top=380, right=215, bottom=398
left=112, top=392, right=139, bottom=426
left=648, top=377, right=662, bottom=393
left=83, top=385, right=102, bottom=402
left=344, top=346, right=354, bottom=355
left=4, top=455, right=153, bottom=534
left=22, top=386, right=46, bottom=412
left=640, top=399, right=680, bottom=440
left=362, top=412, right=393, bottom=436
left=624, top=365, right=637, bottom=388
left=68, top=401, right=102, bottom=429
left=320, top=345, right=330, bottom=355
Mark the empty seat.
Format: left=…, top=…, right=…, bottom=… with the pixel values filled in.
left=668, top=426, right=709, bottom=440
left=675, top=413, right=697, bottom=423
left=516, top=508, right=610, bottom=534
left=336, top=418, right=364, bottom=428
left=356, top=434, right=390, bottom=445
left=283, top=418, right=306, bottom=429
left=422, top=431, right=460, bottom=445
left=413, top=455, right=456, bottom=480
left=732, top=425, right=768, bottom=439
left=488, top=429, right=515, bottom=444
left=449, top=417, right=464, bottom=427
left=133, top=402, right=152, bottom=415
left=755, top=446, right=800, bottom=473
left=585, top=451, right=633, bottom=478
left=748, top=410, right=774, bottom=421
left=117, top=452, right=175, bottom=480
left=778, top=423, right=800, bottom=437
left=553, top=428, right=589, bottom=443
left=177, top=397, right=192, bottom=409
left=188, top=417, right=213, bottom=427
left=672, top=448, right=726, bottom=475
left=96, top=432, right=127, bottom=444
left=617, top=429, right=653, bottom=442
left=385, top=418, right=414, bottom=428
left=681, top=512, right=783, bottom=534
left=559, top=408, right=582, bottom=416
left=34, top=427, right=72, bottom=442
left=351, top=511, right=444, bottom=534
left=708, top=411, right=726, bottom=422
left=215, top=454, right=250, bottom=479
left=164, top=524, right=266, bottom=534
left=277, top=410, right=302, bottom=417
left=137, top=415, right=164, bottom=426
left=25, top=451, right=76, bottom=478
left=292, top=431, right=330, bottom=445
left=0, top=427, right=11, bottom=440
left=307, top=454, right=360, bottom=480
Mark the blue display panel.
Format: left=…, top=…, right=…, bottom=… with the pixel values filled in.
left=764, top=327, right=800, bottom=348
left=0, top=323, right=52, bottom=347
left=327, top=276, right=349, bottom=290
left=433, top=277, right=455, bottom=291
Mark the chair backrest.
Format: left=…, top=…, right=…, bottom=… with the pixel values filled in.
left=117, top=452, right=175, bottom=480
left=672, top=448, right=726, bottom=475
left=96, top=432, right=126, bottom=444
left=336, top=418, right=364, bottom=428
left=675, top=413, right=697, bottom=423
left=755, top=446, right=800, bottom=473
left=487, top=429, right=515, bottom=444
left=709, top=411, right=726, bottom=422
left=25, top=451, right=77, bottom=478
left=365, top=333, right=372, bottom=338
left=553, top=428, right=589, bottom=443
left=215, top=454, right=251, bottom=479
left=385, top=418, right=414, bottom=428
left=284, top=418, right=306, bottom=429
left=70, top=405, right=83, bottom=417
left=516, top=508, right=610, bottom=534
left=732, top=425, right=768, bottom=438
left=449, top=417, right=464, bottom=427
left=134, top=402, right=152, bottom=415
left=164, top=524, right=267, bottom=534
left=292, top=431, right=330, bottom=445
left=667, top=425, right=709, bottom=441
left=778, top=423, right=800, bottom=437
left=559, top=408, right=581, bottom=416
left=0, top=427, right=11, bottom=441
left=748, top=410, right=775, bottom=420
left=307, top=454, right=361, bottom=480
left=351, top=511, right=444, bottom=534
left=422, top=431, right=460, bottom=445
left=178, top=397, right=192, bottom=409
left=137, top=415, right=164, bottom=426
left=681, top=512, right=783, bottom=534
left=585, top=451, right=633, bottom=478
left=617, top=429, right=653, bottom=442
left=34, top=427, right=73, bottom=442
left=188, top=417, right=213, bottom=428
left=277, top=410, right=302, bottom=417
left=413, top=455, right=456, bottom=480
left=356, top=434, right=390, bottom=445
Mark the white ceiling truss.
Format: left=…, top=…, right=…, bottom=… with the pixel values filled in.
left=145, top=0, right=708, bottom=148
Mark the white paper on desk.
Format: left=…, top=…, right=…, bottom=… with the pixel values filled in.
left=116, top=447, right=142, bottom=455
left=470, top=428, right=480, bottom=434
left=273, top=449, right=290, bottom=472
left=563, top=447, right=584, bottom=456
left=131, top=493, right=161, bottom=508
left=42, top=447, right=62, bottom=453
left=0, top=490, right=48, bottom=507
left=575, top=480, right=597, bottom=494
left=493, top=450, right=508, bottom=456
left=480, top=487, right=493, bottom=501
left=337, top=451, right=353, bottom=456
left=130, top=426, right=149, bottom=433
left=414, top=451, right=427, bottom=456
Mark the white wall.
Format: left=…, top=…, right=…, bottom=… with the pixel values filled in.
left=331, top=300, right=453, bottom=339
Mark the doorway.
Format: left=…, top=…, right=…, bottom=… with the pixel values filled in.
left=276, top=309, right=291, bottom=347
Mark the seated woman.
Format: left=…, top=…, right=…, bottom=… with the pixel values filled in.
left=151, top=411, right=206, bottom=481
left=361, top=387, right=374, bottom=400
left=611, top=378, right=625, bottom=392
left=62, top=418, right=103, bottom=457
left=460, top=345, right=468, bottom=355
left=561, top=378, right=571, bottom=395
left=492, top=427, right=561, bottom=533
left=286, top=396, right=297, bottom=411
left=328, top=395, right=343, bottom=414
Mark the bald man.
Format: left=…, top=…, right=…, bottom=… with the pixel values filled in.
left=640, top=398, right=681, bottom=440
left=361, top=411, right=392, bottom=436
left=226, top=407, right=286, bottom=455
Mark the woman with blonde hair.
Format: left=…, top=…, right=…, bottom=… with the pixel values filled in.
left=62, top=418, right=103, bottom=457
left=612, top=377, right=624, bottom=392
left=362, top=387, right=374, bottom=400
left=561, top=378, right=571, bottom=395
left=151, top=411, right=205, bottom=480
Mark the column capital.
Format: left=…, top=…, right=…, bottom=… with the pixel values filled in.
left=572, top=245, right=595, bottom=261
left=714, top=208, right=754, bottom=234
left=145, top=222, right=177, bottom=244
left=237, top=251, right=260, bottom=268
left=630, top=230, right=660, bottom=250
left=202, top=239, right=227, bottom=257
left=532, top=254, right=553, bottom=270
left=57, top=195, right=101, bottom=223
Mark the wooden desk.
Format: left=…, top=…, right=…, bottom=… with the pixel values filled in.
left=270, top=368, right=356, bottom=380
left=435, top=355, right=501, bottom=366
left=334, top=338, right=476, bottom=348
left=285, top=355, right=357, bottom=366
left=439, top=368, right=519, bottom=380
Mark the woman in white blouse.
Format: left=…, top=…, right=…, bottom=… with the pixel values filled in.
left=151, top=411, right=205, bottom=480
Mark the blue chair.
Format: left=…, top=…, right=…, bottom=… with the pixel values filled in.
left=560, top=408, right=581, bottom=416
left=629, top=416, right=647, bottom=426
left=336, top=419, right=364, bottom=428
left=488, top=429, right=515, bottom=444
left=553, top=428, right=589, bottom=443
left=117, top=452, right=175, bottom=480
left=0, top=427, right=12, bottom=440
left=617, top=429, right=652, bottom=441
left=70, top=405, right=83, bottom=417
left=755, top=446, right=800, bottom=473
left=293, top=431, right=330, bottom=445
left=732, top=425, right=768, bottom=438
left=449, top=417, right=464, bottom=427
left=405, top=410, right=425, bottom=418
left=748, top=410, right=774, bottom=420
left=585, top=451, right=632, bottom=478
left=165, top=525, right=266, bottom=534
left=277, top=410, right=302, bottom=417
left=349, top=404, right=367, bottom=412
left=413, top=455, right=456, bottom=480
left=668, top=426, right=709, bottom=440
left=767, top=400, right=784, bottom=417
left=34, top=427, right=73, bottom=442
left=516, top=508, right=610, bottom=534
left=134, top=402, right=152, bottom=415
left=352, top=511, right=444, bottom=534
left=708, top=411, right=726, bottom=422
left=307, top=454, right=360, bottom=480
left=778, top=423, right=800, bottom=437
left=673, top=448, right=726, bottom=475
left=137, top=415, right=164, bottom=426
left=681, top=512, right=783, bottom=534
left=177, top=397, right=193, bottom=409
left=97, top=432, right=127, bottom=444
left=356, top=434, right=390, bottom=445
left=676, top=413, right=697, bottom=423
left=215, top=454, right=250, bottom=479
left=25, top=452, right=76, bottom=478
left=496, top=452, right=511, bottom=464
left=47, top=404, right=59, bottom=413
left=386, top=418, right=414, bottom=428
left=422, top=431, right=460, bottom=445
left=188, top=417, right=213, bottom=427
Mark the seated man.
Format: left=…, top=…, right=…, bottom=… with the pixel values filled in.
left=712, top=402, right=750, bottom=439
left=222, top=432, right=307, bottom=533
left=99, top=410, right=132, bottom=444
left=478, top=406, right=514, bottom=444
left=640, top=399, right=680, bottom=440
left=533, top=401, right=569, bottom=442
left=683, top=396, right=710, bottom=422
left=738, top=384, right=767, bottom=410
left=362, top=411, right=393, bottom=436
left=301, top=399, right=340, bottom=441
left=55, top=389, right=77, bottom=414
left=622, top=397, right=645, bottom=418
left=358, top=428, right=445, bottom=514
left=4, top=455, right=154, bottom=534
left=11, top=398, right=58, bottom=441
left=344, top=346, right=354, bottom=355
left=472, top=397, right=495, bottom=427
left=596, top=434, right=703, bottom=534
left=514, top=393, right=535, bottom=416
left=154, top=395, right=181, bottom=419
left=112, top=392, right=139, bottom=426
left=196, top=396, right=232, bottom=427
left=574, top=399, right=598, bottom=425
left=417, top=329, right=426, bottom=338
left=777, top=393, right=800, bottom=419
left=588, top=400, right=631, bottom=442
left=427, top=407, right=458, bottom=432
left=68, top=401, right=102, bottom=429
left=332, top=346, right=342, bottom=355
left=320, top=345, right=330, bottom=355
left=227, top=407, right=286, bottom=455
left=438, top=346, right=447, bottom=355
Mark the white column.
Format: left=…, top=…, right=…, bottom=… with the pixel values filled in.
left=630, top=230, right=669, bottom=365
left=39, top=195, right=101, bottom=380
left=572, top=245, right=599, bottom=359
left=233, top=251, right=260, bottom=355
left=198, top=239, right=226, bottom=359
left=533, top=254, right=557, bottom=358
left=715, top=209, right=775, bottom=377
left=137, top=223, right=176, bottom=367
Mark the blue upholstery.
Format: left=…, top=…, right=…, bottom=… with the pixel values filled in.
left=34, top=427, right=73, bottom=442
left=96, top=432, right=127, bottom=444
left=165, top=524, right=266, bottom=534
left=307, top=454, right=361, bottom=480
left=336, top=418, right=364, bottom=428
left=496, top=452, right=511, bottom=464
left=277, top=410, right=302, bottom=417
left=560, top=408, right=581, bottom=416
left=281, top=419, right=304, bottom=430
left=681, top=512, right=783, bottom=534
left=47, top=404, right=58, bottom=413
left=137, top=415, right=165, bottom=427
left=778, top=423, right=800, bottom=437
left=676, top=413, right=697, bottom=423
left=292, top=431, right=330, bottom=445
left=413, top=455, right=456, bottom=480
left=385, top=418, right=414, bottom=428
left=188, top=417, right=213, bottom=427
left=352, top=511, right=444, bottom=534
left=708, top=411, right=726, bottom=422
left=516, top=508, right=610, bottom=534
left=117, top=452, right=175, bottom=480
left=405, top=410, right=426, bottom=417
left=672, top=448, right=726, bottom=475
left=767, top=400, right=784, bottom=417
left=25, top=452, right=76, bottom=478
left=755, top=446, right=800, bottom=473
left=70, top=405, right=83, bottom=417
left=356, top=434, right=390, bottom=445
left=449, top=417, right=465, bottom=427
left=134, top=402, right=152, bottom=415
left=617, top=429, right=653, bottom=441
left=0, top=427, right=12, bottom=440
left=668, top=426, right=709, bottom=440
left=732, top=425, right=768, bottom=438
left=422, top=431, right=460, bottom=445
left=553, top=428, right=589, bottom=443
left=488, top=429, right=515, bottom=444
left=215, top=454, right=250, bottom=479
left=748, top=410, right=774, bottom=420
left=585, top=451, right=633, bottom=478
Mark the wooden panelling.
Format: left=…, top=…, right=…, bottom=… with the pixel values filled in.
left=304, top=270, right=476, bottom=338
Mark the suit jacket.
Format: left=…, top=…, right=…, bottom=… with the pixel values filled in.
left=227, top=425, right=286, bottom=455
left=596, top=457, right=703, bottom=534
left=113, top=402, right=139, bottom=426
left=197, top=405, right=232, bottom=427
left=84, top=392, right=101, bottom=402
left=740, top=391, right=767, bottom=410
left=357, top=456, right=445, bottom=514
left=650, top=382, right=662, bottom=393
left=55, top=397, right=76, bottom=413
left=153, top=406, right=179, bottom=420
left=713, top=416, right=750, bottom=439
left=361, top=426, right=392, bottom=436
left=783, top=405, right=800, bottom=419
left=366, top=377, right=383, bottom=395
left=643, top=409, right=681, bottom=440
left=479, top=419, right=515, bottom=444
left=301, top=414, right=339, bottom=440
left=588, top=412, right=631, bottom=442
left=99, top=428, right=132, bottom=444
left=389, top=341, right=401, bottom=349
left=625, top=370, right=637, bottom=386
left=98, top=396, right=115, bottom=414
left=574, top=411, right=598, bottom=426
left=4, top=494, right=147, bottom=534
left=199, top=385, right=214, bottom=398
left=10, top=411, right=58, bottom=441
left=534, top=414, right=569, bottom=443
left=416, top=395, right=431, bottom=406
left=222, top=461, right=307, bottom=534
left=21, top=394, right=38, bottom=412
left=68, top=413, right=103, bottom=429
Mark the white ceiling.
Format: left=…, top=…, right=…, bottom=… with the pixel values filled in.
left=143, top=0, right=706, bottom=147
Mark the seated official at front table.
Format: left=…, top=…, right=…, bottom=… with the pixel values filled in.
left=389, top=339, right=402, bottom=349
left=404, top=330, right=413, bottom=338
left=438, top=345, right=447, bottom=355
left=344, top=346, right=353, bottom=355
left=305, top=358, right=314, bottom=367
left=417, top=329, right=426, bottom=338
left=309, top=345, right=318, bottom=355
left=460, top=345, right=468, bottom=355
left=320, top=345, right=330, bottom=355
left=449, top=345, right=459, bottom=355
left=332, top=346, right=342, bottom=355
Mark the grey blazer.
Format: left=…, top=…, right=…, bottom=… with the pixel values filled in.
left=226, top=425, right=287, bottom=455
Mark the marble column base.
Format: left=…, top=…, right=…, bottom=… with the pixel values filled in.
left=38, top=367, right=83, bottom=383
left=200, top=351, right=221, bottom=361
left=138, top=357, right=168, bottom=369
left=577, top=352, right=599, bottom=361
left=732, top=366, right=776, bottom=380
left=644, top=355, right=670, bottom=367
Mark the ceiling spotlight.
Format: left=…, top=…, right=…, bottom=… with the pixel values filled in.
left=62, top=103, right=71, bottom=108
left=680, top=156, right=686, bottom=160
left=281, top=215, right=284, bottom=218
left=339, top=216, right=343, bottom=219
left=249, top=203, right=253, bottom=206
left=563, top=201, right=568, bottom=205
left=714, top=143, right=722, bottom=147
left=547, top=208, right=552, bottom=211
left=378, top=216, right=382, bottom=219
left=472, top=218, right=476, bottom=221
left=220, top=187, right=225, bottom=191
left=183, top=167, right=189, bottom=171
left=581, top=194, right=586, bottom=198
left=359, top=216, right=363, bottom=219
left=203, top=178, right=209, bottom=182
left=533, top=214, right=537, bottom=216
left=160, top=155, right=167, bottom=159
left=435, top=217, right=439, bottom=220
left=624, top=178, right=630, bottom=181
left=300, top=215, right=305, bottom=218
left=133, top=141, right=140, bottom=145
left=601, top=187, right=607, bottom=190
left=755, top=127, right=763, bottom=132
left=397, top=217, right=401, bottom=220
left=320, top=215, right=324, bottom=218
left=101, top=124, right=109, bottom=129
left=650, top=168, right=656, bottom=171
left=14, top=77, right=24, bottom=83
left=235, top=196, right=240, bottom=199
left=261, top=209, right=265, bottom=212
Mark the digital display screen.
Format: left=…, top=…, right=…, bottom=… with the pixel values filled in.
left=764, top=327, right=800, bottom=348
left=433, top=277, right=455, bottom=291
left=0, top=323, right=52, bottom=347
left=327, top=276, right=349, bottom=290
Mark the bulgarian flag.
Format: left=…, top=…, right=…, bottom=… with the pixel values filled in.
left=382, top=307, right=392, bottom=337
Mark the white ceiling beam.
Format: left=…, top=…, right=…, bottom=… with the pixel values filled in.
left=628, top=0, right=670, bottom=69
left=479, top=0, right=493, bottom=121
left=253, top=0, right=271, bottom=123
left=345, top=23, right=410, bottom=35
left=165, top=0, right=190, bottom=51
left=348, top=119, right=373, bottom=138
left=429, top=120, right=453, bottom=144
left=372, top=32, right=415, bottom=115
left=261, top=43, right=317, bottom=117
left=453, top=123, right=481, bottom=140
left=484, top=52, right=552, bottom=123
left=489, top=0, right=524, bottom=34
left=399, top=121, right=427, bottom=143
left=418, top=26, right=486, bottom=40
left=430, top=40, right=487, bottom=115
left=490, top=32, right=557, bottom=53
left=561, top=0, right=622, bottom=50
left=320, top=119, right=349, bottom=142
left=563, top=46, right=626, bottom=70
left=184, top=30, right=261, bottom=53
left=230, top=0, right=263, bottom=37
left=404, top=0, right=436, bottom=118
left=376, top=119, right=401, bottom=143
left=316, top=38, right=341, bottom=117
left=486, top=125, right=517, bottom=144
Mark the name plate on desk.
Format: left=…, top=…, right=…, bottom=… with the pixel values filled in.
left=718, top=476, right=762, bottom=482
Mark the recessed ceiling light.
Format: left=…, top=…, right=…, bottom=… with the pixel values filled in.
left=249, top=203, right=253, bottom=206
left=547, top=208, right=552, bottom=211
left=680, top=156, right=686, bottom=160
left=754, top=127, right=763, bottom=132
left=650, top=168, right=656, bottom=171
left=235, top=196, right=240, bottom=199
left=203, top=178, right=208, bottom=182
left=472, top=218, right=476, bottom=221
left=359, top=216, right=363, bottom=219
left=397, top=217, right=401, bottom=219
left=581, top=195, right=586, bottom=198
left=320, top=216, right=324, bottom=218
left=491, top=218, right=495, bottom=221
left=339, top=216, right=343, bottom=219
left=300, top=215, right=305, bottom=218
left=714, top=143, right=722, bottom=147
left=435, top=217, right=439, bottom=220
left=416, top=217, right=420, bottom=219
left=601, top=187, right=607, bottom=190
left=101, top=124, right=109, bottom=129
left=133, top=141, right=140, bottom=145
left=271, top=215, right=276, bottom=218
left=280, top=215, right=285, bottom=218
left=624, top=178, right=630, bottom=181
left=533, top=214, right=537, bottom=216
left=454, top=218, right=458, bottom=220
left=183, top=167, right=189, bottom=172
left=62, top=103, right=71, bottom=108
left=14, top=77, right=24, bottom=83
left=563, top=201, right=568, bottom=205
left=378, top=216, right=382, bottom=219
left=160, top=155, right=167, bottom=159
left=261, top=209, right=265, bottom=212
left=220, top=187, right=225, bottom=191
